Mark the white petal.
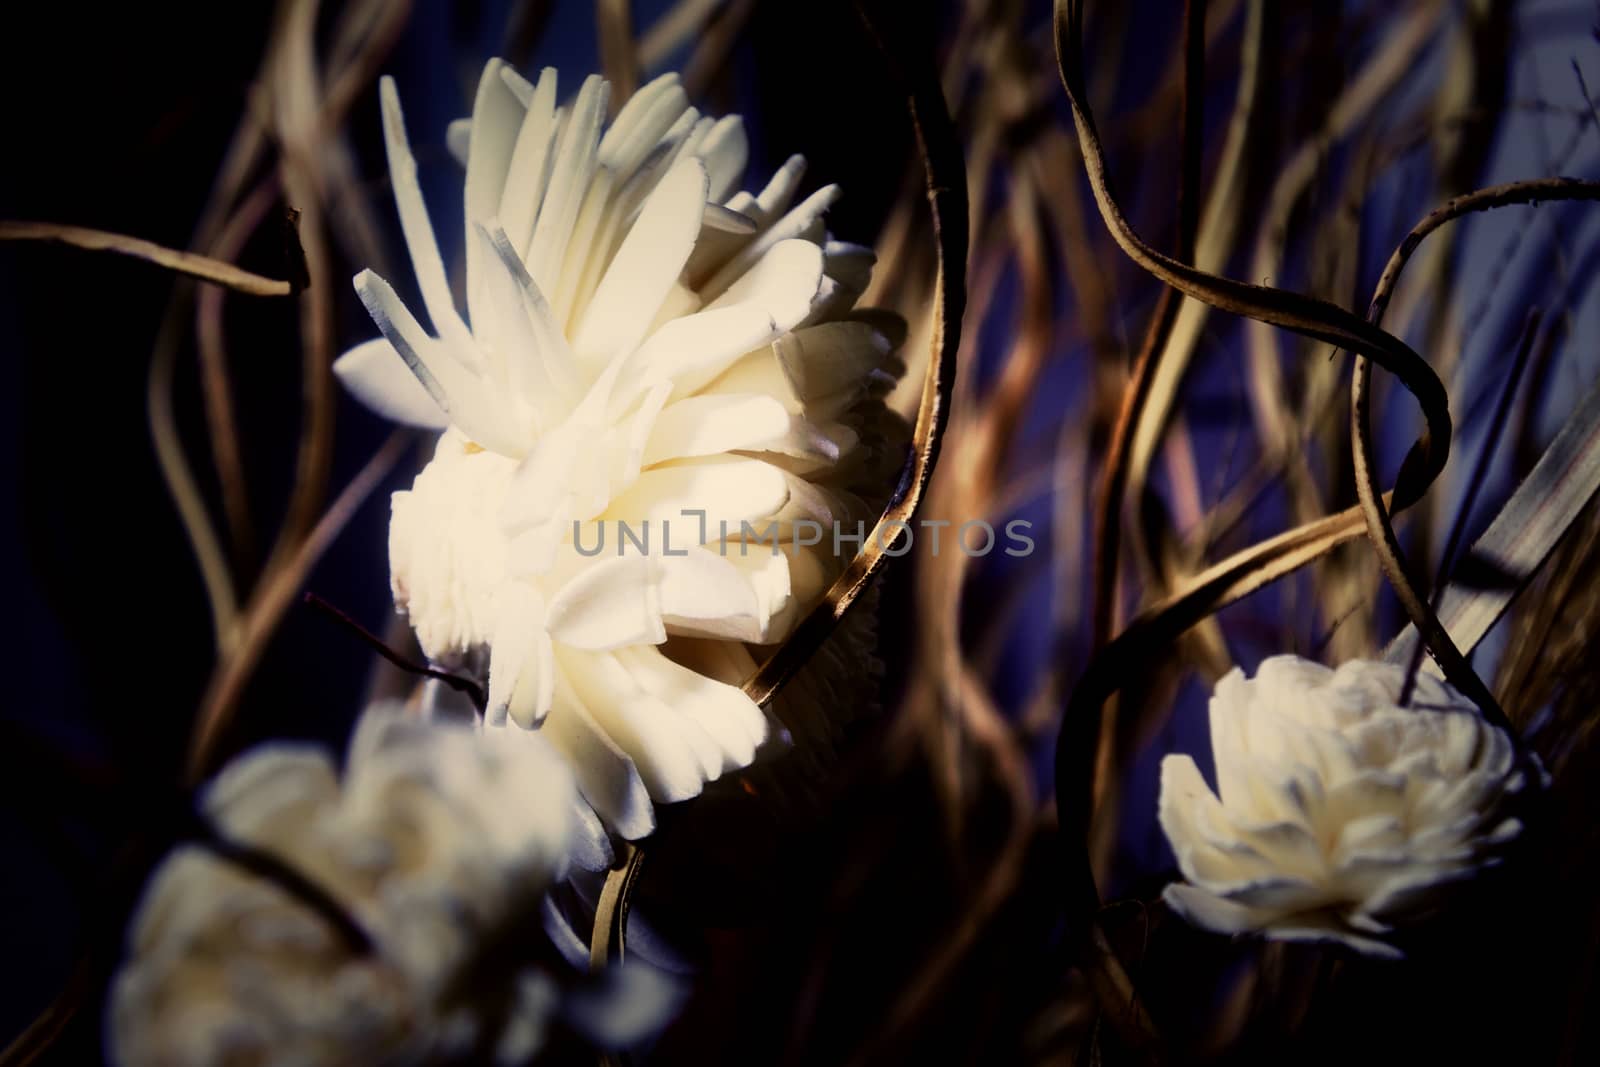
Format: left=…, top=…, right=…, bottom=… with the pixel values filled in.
left=1160, top=755, right=1248, bottom=887
left=479, top=223, right=584, bottom=413
left=686, top=153, right=807, bottom=285
left=757, top=418, right=857, bottom=473
left=642, top=393, right=791, bottom=466
left=774, top=321, right=895, bottom=417
left=808, top=241, right=877, bottom=321
left=1160, top=754, right=1327, bottom=894
left=352, top=269, right=521, bottom=455
left=498, top=67, right=560, bottom=256
left=464, top=59, right=528, bottom=330
left=1357, top=865, right=1467, bottom=923
left=590, top=652, right=725, bottom=784
left=620, top=303, right=777, bottom=406
left=573, top=158, right=709, bottom=363
left=487, top=584, right=554, bottom=728
left=499, top=420, right=598, bottom=567
left=1263, top=915, right=1404, bottom=959
left=665, top=635, right=760, bottom=690
left=632, top=106, right=702, bottom=198
left=1209, top=666, right=1277, bottom=819
left=1214, top=877, right=1331, bottom=912
left=465, top=223, right=551, bottom=437
left=602, top=456, right=791, bottom=532
left=822, top=240, right=876, bottom=294
left=692, top=353, right=865, bottom=463
left=705, top=238, right=825, bottom=329
left=1161, top=883, right=1272, bottom=936
left=446, top=118, right=472, bottom=166
left=656, top=547, right=778, bottom=642
left=204, top=746, right=338, bottom=842
left=615, top=645, right=766, bottom=771
left=332, top=337, right=449, bottom=429
left=752, top=153, right=808, bottom=219
left=553, top=166, right=618, bottom=327
left=703, top=202, right=758, bottom=233
left=597, top=73, right=690, bottom=180
left=618, top=239, right=825, bottom=405
left=673, top=116, right=717, bottom=167
left=526, top=75, right=610, bottom=295
left=377, top=77, right=473, bottom=353
left=558, top=649, right=711, bottom=800
left=1332, top=813, right=1407, bottom=859
left=701, top=184, right=839, bottom=301
left=610, top=381, right=673, bottom=492
left=498, top=65, right=536, bottom=106
left=540, top=674, right=654, bottom=839
left=703, top=346, right=802, bottom=413
left=545, top=554, right=666, bottom=650
left=695, top=115, right=748, bottom=202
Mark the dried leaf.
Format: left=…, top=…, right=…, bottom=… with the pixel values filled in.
left=1385, top=369, right=1600, bottom=670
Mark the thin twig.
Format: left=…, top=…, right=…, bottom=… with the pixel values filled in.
left=149, top=286, right=242, bottom=653
left=188, top=816, right=373, bottom=955
left=682, top=0, right=755, bottom=98
left=187, top=430, right=413, bottom=783
left=597, top=0, right=640, bottom=110
left=1355, top=176, right=1600, bottom=727
left=196, top=179, right=283, bottom=574
left=0, top=221, right=295, bottom=296
left=639, top=0, right=724, bottom=69
left=1401, top=308, right=1541, bottom=704
left=1089, top=0, right=1209, bottom=653
left=0, top=956, right=91, bottom=1067
left=303, top=592, right=486, bottom=711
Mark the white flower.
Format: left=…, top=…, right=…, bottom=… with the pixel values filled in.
left=1158, top=655, right=1538, bottom=958
left=334, top=62, right=904, bottom=843
left=109, top=707, right=579, bottom=1066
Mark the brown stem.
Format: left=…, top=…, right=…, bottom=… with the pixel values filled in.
left=0, top=221, right=296, bottom=296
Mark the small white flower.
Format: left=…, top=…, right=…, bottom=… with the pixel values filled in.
left=334, top=62, right=904, bottom=843
left=109, top=707, right=578, bottom=1066
left=1158, top=655, right=1538, bottom=958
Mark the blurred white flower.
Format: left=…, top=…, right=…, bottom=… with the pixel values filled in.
left=110, top=707, right=583, bottom=1066
left=335, top=62, right=904, bottom=843
left=1158, top=655, right=1539, bottom=958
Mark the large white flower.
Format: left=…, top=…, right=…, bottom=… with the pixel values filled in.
left=334, top=63, right=904, bottom=844
left=1158, top=655, right=1538, bottom=958
left=110, top=708, right=582, bottom=1066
